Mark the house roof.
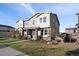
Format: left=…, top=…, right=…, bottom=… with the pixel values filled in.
left=65, top=28, right=77, bottom=30
left=0, top=24, right=15, bottom=29
left=16, top=20, right=20, bottom=23
left=76, top=13, right=79, bottom=15
left=24, top=12, right=60, bottom=25
left=16, top=20, right=25, bottom=23
left=24, top=13, right=40, bottom=22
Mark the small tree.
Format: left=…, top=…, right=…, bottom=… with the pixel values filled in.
left=16, top=30, right=24, bottom=39
left=9, top=29, right=16, bottom=38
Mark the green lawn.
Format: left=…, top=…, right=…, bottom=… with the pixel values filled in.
left=9, top=40, right=79, bottom=56
left=0, top=38, right=19, bottom=45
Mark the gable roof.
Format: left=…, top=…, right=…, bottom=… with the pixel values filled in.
left=16, top=20, right=20, bottom=23
left=24, top=13, right=40, bottom=22
left=24, top=12, right=60, bottom=24
left=21, top=12, right=60, bottom=26
left=24, top=12, right=52, bottom=22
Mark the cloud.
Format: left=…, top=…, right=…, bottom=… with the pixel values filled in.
left=0, top=11, right=17, bottom=20
left=20, top=3, right=35, bottom=14
left=51, top=4, right=79, bottom=15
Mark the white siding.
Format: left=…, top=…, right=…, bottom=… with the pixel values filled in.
left=37, top=14, right=50, bottom=28
left=24, top=17, right=37, bottom=28
left=24, top=13, right=50, bottom=28
left=16, top=20, right=23, bottom=29
left=29, top=17, right=37, bottom=27
left=24, top=21, right=30, bottom=27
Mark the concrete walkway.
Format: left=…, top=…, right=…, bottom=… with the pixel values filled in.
left=0, top=45, right=27, bottom=56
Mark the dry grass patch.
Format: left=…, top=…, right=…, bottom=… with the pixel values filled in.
left=10, top=40, right=79, bottom=56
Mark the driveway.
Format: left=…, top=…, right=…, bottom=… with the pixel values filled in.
left=0, top=45, right=26, bottom=56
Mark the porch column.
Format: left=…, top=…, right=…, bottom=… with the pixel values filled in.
left=35, top=29, right=38, bottom=40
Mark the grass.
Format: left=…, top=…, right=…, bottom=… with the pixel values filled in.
left=0, top=38, right=79, bottom=56
left=9, top=40, right=79, bottom=56
left=0, top=38, right=19, bottom=45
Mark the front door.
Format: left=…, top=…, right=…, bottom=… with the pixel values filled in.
left=32, top=29, right=36, bottom=40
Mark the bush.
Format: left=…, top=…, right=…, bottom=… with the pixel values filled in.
left=16, top=34, right=22, bottom=39
left=38, top=36, right=43, bottom=40
left=56, top=39, right=61, bottom=42
left=71, top=38, right=77, bottom=43
left=65, top=51, right=72, bottom=56
left=11, top=34, right=16, bottom=38
left=51, top=37, right=55, bottom=40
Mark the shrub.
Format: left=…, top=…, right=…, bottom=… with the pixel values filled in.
left=71, top=38, right=77, bottom=43
left=51, top=37, right=55, bottom=40
left=56, top=39, right=61, bottom=42
left=10, top=29, right=16, bottom=38
left=16, top=34, right=22, bottom=39
left=11, top=34, right=16, bottom=38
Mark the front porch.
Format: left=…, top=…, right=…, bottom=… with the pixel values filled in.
left=23, top=27, right=52, bottom=41
left=24, top=27, right=39, bottom=40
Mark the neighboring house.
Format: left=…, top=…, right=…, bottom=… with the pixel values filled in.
left=76, top=13, right=79, bottom=35
left=65, top=28, right=77, bottom=35
left=65, top=13, right=79, bottom=36
left=16, top=20, right=24, bottom=36
left=0, top=24, right=15, bottom=38
left=16, top=12, right=60, bottom=41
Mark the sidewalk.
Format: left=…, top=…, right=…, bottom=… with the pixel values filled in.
left=0, top=45, right=27, bottom=56
left=0, top=40, right=29, bottom=56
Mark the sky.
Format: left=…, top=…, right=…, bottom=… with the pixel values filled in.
left=0, top=3, right=79, bottom=32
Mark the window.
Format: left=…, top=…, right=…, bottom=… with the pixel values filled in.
left=26, top=23, right=28, bottom=25
left=41, top=29, right=43, bottom=35
left=44, top=29, right=47, bottom=35
left=43, top=17, right=46, bottom=22
left=39, top=18, right=42, bottom=23
left=33, top=20, right=35, bottom=25
left=41, top=29, right=48, bottom=36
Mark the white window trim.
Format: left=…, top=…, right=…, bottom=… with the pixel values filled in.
left=43, top=17, right=46, bottom=23
left=32, top=20, right=35, bottom=25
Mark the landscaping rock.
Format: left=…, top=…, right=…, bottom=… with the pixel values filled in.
left=52, top=40, right=58, bottom=45
left=47, top=41, right=52, bottom=44
left=55, top=37, right=63, bottom=42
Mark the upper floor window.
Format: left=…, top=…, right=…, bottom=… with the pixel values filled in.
left=26, top=23, right=28, bottom=25
left=39, top=17, right=46, bottom=23
left=33, top=20, right=35, bottom=25
left=40, top=18, right=42, bottom=23
left=43, top=17, right=46, bottom=22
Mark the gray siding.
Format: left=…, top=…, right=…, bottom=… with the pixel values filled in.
left=0, top=32, right=10, bottom=38
left=0, top=25, right=15, bottom=38
left=50, top=13, right=60, bottom=35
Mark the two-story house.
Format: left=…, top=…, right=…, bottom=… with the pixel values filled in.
left=16, top=20, right=24, bottom=36
left=16, top=12, right=60, bottom=41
